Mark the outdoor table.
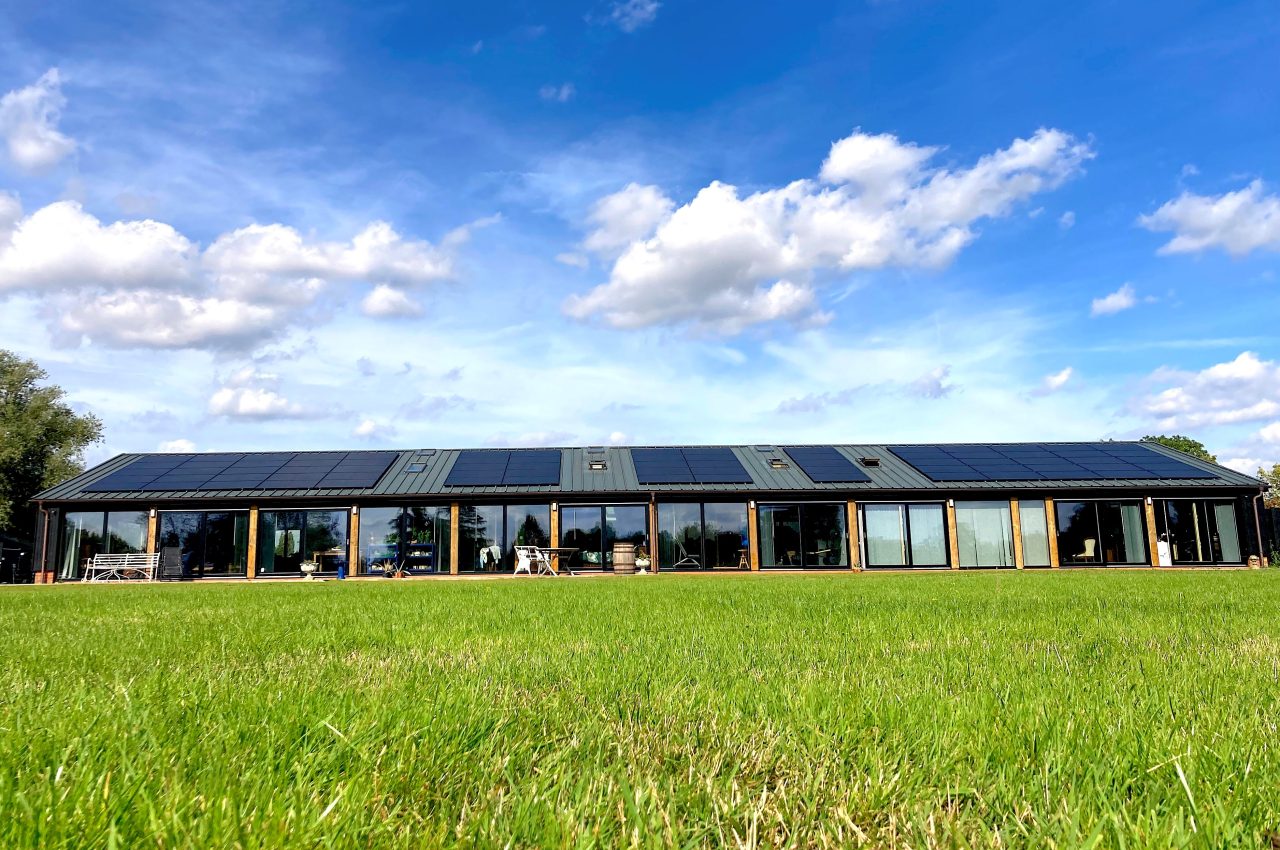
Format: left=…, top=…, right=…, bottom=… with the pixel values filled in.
left=536, top=547, right=579, bottom=576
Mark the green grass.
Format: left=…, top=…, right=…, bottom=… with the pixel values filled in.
left=2, top=571, right=1279, bottom=849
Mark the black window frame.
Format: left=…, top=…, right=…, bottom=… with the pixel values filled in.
left=1053, top=499, right=1151, bottom=568
left=756, top=502, right=850, bottom=570
left=859, top=501, right=950, bottom=569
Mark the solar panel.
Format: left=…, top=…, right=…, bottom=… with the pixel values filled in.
left=781, top=446, right=873, bottom=483
left=443, top=450, right=509, bottom=486
left=888, top=443, right=1220, bottom=482
left=631, top=448, right=696, bottom=484
left=502, top=450, right=562, bottom=485
left=683, top=447, right=752, bottom=484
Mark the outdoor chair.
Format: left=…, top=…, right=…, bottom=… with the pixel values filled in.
left=673, top=541, right=700, bottom=568
left=1073, top=538, right=1097, bottom=562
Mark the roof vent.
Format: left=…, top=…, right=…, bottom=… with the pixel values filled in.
left=859, top=456, right=881, bottom=467
left=588, top=460, right=608, bottom=471
left=768, top=458, right=789, bottom=469
left=406, top=462, right=427, bottom=474
left=586, top=446, right=607, bottom=454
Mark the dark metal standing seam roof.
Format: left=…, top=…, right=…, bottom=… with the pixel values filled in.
left=32, top=442, right=1263, bottom=503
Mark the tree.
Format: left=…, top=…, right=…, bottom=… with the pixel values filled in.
left=1258, top=463, right=1280, bottom=509
left=1140, top=434, right=1217, bottom=463
left=0, top=351, right=103, bottom=542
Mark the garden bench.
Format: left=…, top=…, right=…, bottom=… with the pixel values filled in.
left=81, top=553, right=160, bottom=582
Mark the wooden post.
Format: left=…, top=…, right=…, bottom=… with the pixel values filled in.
left=349, top=508, right=360, bottom=577
left=1010, top=499, right=1025, bottom=570
left=1044, top=498, right=1059, bottom=568
left=247, top=505, right=259, bottom=579
left=449, top=503, right=460, bottom=576
left=747, top=502, right=760, bottom=571
left=946, top=501, right=960, bottom=569
left=146, top=510, right=158, bottom=555
left=549, top=503, right=560, bottom=574
left=847, top=501, right=861, bottom=571
left=1144, top=498, right=1160, bottom=568
left=648, top=499, right=658, bottom=574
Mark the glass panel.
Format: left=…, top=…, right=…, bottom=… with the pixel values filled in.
left=703, top=503, right=749, bottom=569
left=505, top=504, right=551, bottom=569
left=658, top=503, right=702, bottom=569
left=604, top=506, right=647, bottom=570
left=405, top=506, right=449, bottom=573
left=159, top=512, right=203, bottom=578
left=257, top=511, right=300, bottom=574
left=459, top=505, right=504, bottom=572
left=106, top=511, right=148, bottom=554
left=203, top=512, right=248, bottom=576
left=560, top=506, right=602, bottom=571
left=1212, top=502, right=1242, bottom=563
left=305, top=511, right=348, bottom=573
left=1055, top=501, right=1101, bottom=565
left=60, top=511, right=105, bottom=580
left=1098, top=501, right=1146, bottom=565
left=1164, top=500, right=1208, bottom=564
left=955, top=501, right=1015, bottom=568
left=360, top=507, right=402, bottom=574
left=908, top=504, right=948, bottom=567
left=1019, top=500, right=1051, bottom=567
left=864, top=504, right=906, bottom=566
left=801, top=504, right=848, bottom=567
left=759, top=505, right=801, bottom=567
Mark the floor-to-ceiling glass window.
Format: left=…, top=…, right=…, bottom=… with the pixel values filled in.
left=257, top=510, right=349, bottom=575
left=558, top=505, right=649, bottom=571
left=504, top=504, right=551, bottom=569
left=459, top=505, right=504, bottom=572
left=106, top=511, right=148, bottom=555
left=1156, top=499, right=1243, bottom=565
left=158, top=511, right=249, bottom=578
left=1055, top=500, right=1148, bottom=567
left=357, top=506, right=450, bottom=574
left=861, top=503, right=948, bottom=568
left=1019, top=500, right=1052, bottom=567
left=358, top=507, right=402, bottom=573
left=758, top=504, right=848, bottom=568
left=656, top=502, right=749, bottom=570
left=59, top=511, right=105, bottom=580
left=954, top=501, right=1015, bottom=568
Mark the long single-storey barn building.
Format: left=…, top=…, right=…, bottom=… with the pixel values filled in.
left=30, top=442, right=1269, bottom=581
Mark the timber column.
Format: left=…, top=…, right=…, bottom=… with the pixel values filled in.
left=246, top=505, right=259, bottom=579
left=1010, top=499, right=1025, bottom=570
left=747, top=502, right=760, bottom=571
left=549, top=503, right=560, bottom=574
left=449, top=503, right=460, bottom=576
left=348, top=507, right=360, bottom=577
left=1144, top=498, right=1160, bottom=567
left=1044, top=498, right=1060, bottom=568
left=146, top=509, right=159, bottom=555
left=846, top=500, right=861, bottom=571
left=946, top=500, right=960, bottom=569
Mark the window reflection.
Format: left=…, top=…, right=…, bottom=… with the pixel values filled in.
left=759, top=504, right=848, bottom=568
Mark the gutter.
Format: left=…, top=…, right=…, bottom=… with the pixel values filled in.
left=1256, top=486, right=1270, bottom=566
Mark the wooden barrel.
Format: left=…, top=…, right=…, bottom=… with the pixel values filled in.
left=612, top=542, right=636, bottom=575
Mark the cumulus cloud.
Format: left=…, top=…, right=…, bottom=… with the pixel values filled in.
left=206, top=368, right=307, bottom=419
left=1036, top=366, right=1073, bottom=394
left=565, top=127, right=1092, bottom=333
left=910, top=365, right=955, bottom=399
left=539, top=83, right=576, bottom=103
left=158, top=438, right=196, bottom=453
left=555, top=252, right=589, bottom=268
left=1129, top=352, right=1280, bottom=430
left=352, top=417, right=396, bottom=440
left=0, top=69, right=76, bottom=173
left=609, top=0, right=660, bottom=31
left=0, top=198, right=468, bottom=348
left=1059, top=210, right=1075, bottom=229
left=1090, top=283, right=1137, bottom=316
left=1139, top=180, right=1280, bottom=256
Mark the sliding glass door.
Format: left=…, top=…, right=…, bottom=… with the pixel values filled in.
left=558, top=505, right=648, bottom=571
left=758, top=503, right=848, bottom=568
left=861, top=503, right=948, bottom=568
left=1156, top=499, right=1242, bottom=565
left=1054, top=500, right=1148, bottom=567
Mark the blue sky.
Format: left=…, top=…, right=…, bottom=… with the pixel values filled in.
left=0, top=0, right=1278, bottom=472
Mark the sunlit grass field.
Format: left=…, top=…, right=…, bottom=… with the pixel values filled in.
left=2, top=571, right=1278, bottom=849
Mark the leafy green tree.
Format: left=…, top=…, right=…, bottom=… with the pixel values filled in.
left=0, top=351, right=103, bottom=542
left=1140, top=434, right=1217, bottom=463
left=1258, top=463, right=1280, bottom=509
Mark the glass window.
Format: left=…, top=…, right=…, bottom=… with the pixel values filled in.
left=159, top=511, right=249, bottom=578
left=759, top=504, right=847, bottom=568
left=1159, top=499, right=1243, bottom=565
left=257, top=510, right=348, bottom=575
left=59, top=511, right=105, bottom=580
left=1056, top=501, right=1147, bottom=567
left=1055, top=501, right=1100, bottom=565
left=864, top=504, right=906, bottom=566
left=359, top=507, right=402, bottom=573
left=908, top=504, right=948, bottom=566
left=459, top=505, right=504, bottom=572
left=658, top=503, right=702, bottom=569
left=505, top=504, right=551, bottom=569
left=657, top=503, right=748, bottom=570
left=106, top=511, right=148, bottom=555
left=1214, top=502, right=1241, bottom=563
left=1019, top=500, right=1051, bottom=567
left=955, top=501, right=1015, bottom=568
left=405, top=506, right=450, bottom=573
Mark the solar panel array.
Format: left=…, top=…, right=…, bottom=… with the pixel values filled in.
left=631, top=447, right=753, bottom=484
left=84, top=451, right=399, bottom=492
left=443, top=449, right=562, bottom=486
left=781, top=446, right=873, bottom=483
left=887, top=443, right=1218, bottom=482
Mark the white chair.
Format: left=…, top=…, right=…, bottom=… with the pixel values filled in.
left=1074, top=538, right=1097, bottom=562
left=514, top=546, right=534, bottom=575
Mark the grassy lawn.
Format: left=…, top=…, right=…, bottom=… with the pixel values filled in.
left=1, top=571, right=1278, bottom=849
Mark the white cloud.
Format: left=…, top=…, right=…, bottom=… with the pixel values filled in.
left=0, top=198, right=468, bottom=348
left=555, top=252, right=589, bottom=268
left=1059, top=210, right=1075, bottom=229
left=1090, top=283, right=1137, bottom=316
left=565, top=127, right=1093, bottom=333
left=1221, top=457, right=1265, bottom=475
left=1130, top=352, right=1280, bottom=430
left=1139, top=180, right=1280, bottom=256
left=157, top=438, right=196, bottom=453
left=539, top=83, right=576, bottom=103
left=207, top=368, right=307, bottom=419
left=609, top=0, right=660, bottom=31
left=1260, top=422, right=1280, bottom=444
left=360, top=284, right=422, bottom=317
left=910, top=365, right=954, bottom=399
left=1040, top=366, right=1074, bottom=393
left=0, top=69, right=77, bottom=173
left=352, top=417, right=396, bottom=440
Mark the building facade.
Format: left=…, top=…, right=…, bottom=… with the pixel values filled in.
left=30, top=442, right=1269, bottom=581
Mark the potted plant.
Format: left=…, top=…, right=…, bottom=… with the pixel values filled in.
left=634, top=546, right=651, bottom=572
left=300, top=560, right=319, bottom=580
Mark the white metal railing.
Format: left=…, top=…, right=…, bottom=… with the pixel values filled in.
left=81, top=553, right=160, bottom=582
